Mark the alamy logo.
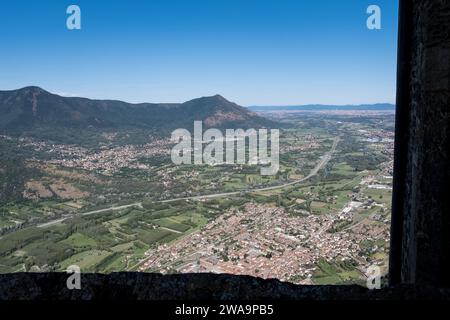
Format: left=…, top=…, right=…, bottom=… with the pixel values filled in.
left=66, top=5, right=81, bottom=30
left=66, top=265, right=81, bottom=290
left=366, top=5, right=381, bottom=30
left=366, top=265, right=381, bottom=289
left=171, top=121, right=279, bottom=175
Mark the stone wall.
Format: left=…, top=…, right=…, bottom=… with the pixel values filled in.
left=0, top=273, right=449, bottom=300
left=391, top=0, right=450, bottom=286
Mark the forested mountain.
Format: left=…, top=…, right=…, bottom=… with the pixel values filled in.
left=0, top=87, right=275, bottom=144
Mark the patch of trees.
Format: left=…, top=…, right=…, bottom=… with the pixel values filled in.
left=343, top=154, right=389, bottom=171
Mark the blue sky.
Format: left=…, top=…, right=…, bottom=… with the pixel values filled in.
left=0, top=0, right=398, bottom=105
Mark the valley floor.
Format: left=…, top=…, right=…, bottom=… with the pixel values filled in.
left=0, top=111, right=394, bottom=285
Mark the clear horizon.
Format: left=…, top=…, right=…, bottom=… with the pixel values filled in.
left=0, top=0, right=398, bottom=105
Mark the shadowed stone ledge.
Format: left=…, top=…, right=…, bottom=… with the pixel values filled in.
left=1, top=273, right=450, bottom=300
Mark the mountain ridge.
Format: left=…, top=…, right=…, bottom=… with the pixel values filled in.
left=0, top=87, right=275, bottom=144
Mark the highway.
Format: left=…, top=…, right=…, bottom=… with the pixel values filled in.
left=37, top=203, right=143, bottom=228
